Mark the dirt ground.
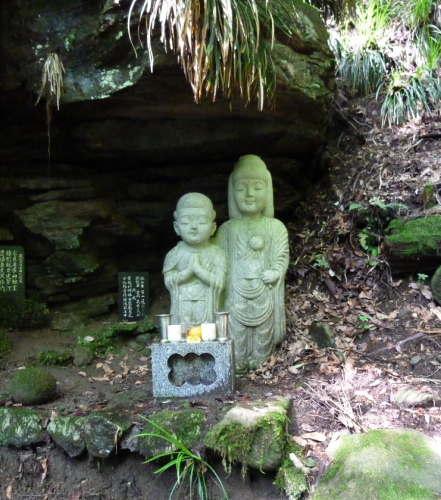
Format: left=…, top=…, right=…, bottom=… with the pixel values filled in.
left=1, top=99, right=441, bottom=500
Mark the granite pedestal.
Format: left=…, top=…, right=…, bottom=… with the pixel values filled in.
left=151, top=340, right=235, bottom=397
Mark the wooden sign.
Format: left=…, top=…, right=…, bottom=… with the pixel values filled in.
left=118, top=272, right=149, bottom=321
left=0, top=246, right=25, bottom=300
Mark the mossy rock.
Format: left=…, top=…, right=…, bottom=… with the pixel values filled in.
left=0, top=299, right=49, bottom=329
left=275, top=458, right=308, bottom=500
left=204, top=397, right=291, bottom=472
left=0, top=408, right=46, bottom=447
left=9, top=367, right=57, bottom=405
left=312, top=429, right=441, bottom=500
left=47, top=415, right=87, bottom=457
left=385, top=217, right=441, bottom=258
left=84, top=408, right=133, bottom=458
left=431, top=266, right=441, bottom=305
left=137, top=408, right=206, bottom=459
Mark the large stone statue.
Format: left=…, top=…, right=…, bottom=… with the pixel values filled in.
left=163, top=193, right=227, bottom=333
left=217, top=155, right=289, bottom=372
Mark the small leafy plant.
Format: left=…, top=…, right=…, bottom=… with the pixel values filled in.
left=138, top=418, right=228, bottom=500
left=358, top=314, right=373, bottom=332
left=349, top=198, right=408, bottom=256
left=38, top=349, right=73, bottom=366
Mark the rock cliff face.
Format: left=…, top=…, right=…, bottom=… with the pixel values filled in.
left=0, top=0, right=334, bottom=315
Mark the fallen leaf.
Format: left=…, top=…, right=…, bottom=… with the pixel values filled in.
left=291, top=436, right=308, bottom=447
left=300, top=431, right=327, bottom=442
left=354, top=390, right=375, bottom=402
left=395, top=387, right=440, bottom=405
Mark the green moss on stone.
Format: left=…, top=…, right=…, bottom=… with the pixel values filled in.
left=274, top=451, right=308, bottom=500
left=38, top=349, right=73, bottom=366
left=431, top=266, right=441, bottom=305
left=9, top=367, right=57, bottom=405
left=385, top=217, right=441, bottom=256
left=0, top=408, right=46, bottom=447
left=0, top=330, right=11, bottom=357
left=138, top=409, right=205, bottom=459
left=205, top=399, right=290, bottom=474
left=0, top=299, right=49, bottom=329
left=313, top=429, right=441, bottom=500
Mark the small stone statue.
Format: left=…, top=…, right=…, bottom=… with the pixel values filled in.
left=217, top=155, right=289, bottom=372
left=163, top=193, right=227, bottom=333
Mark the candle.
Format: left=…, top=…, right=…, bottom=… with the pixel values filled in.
left=201, top=323, right=216, bottom=341
left=167, top=324, right=182, bottom=342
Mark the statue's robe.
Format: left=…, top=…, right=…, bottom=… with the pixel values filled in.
left=163, top=241, right=227, bottom=332
left=217, top=217, right=289, bottom=369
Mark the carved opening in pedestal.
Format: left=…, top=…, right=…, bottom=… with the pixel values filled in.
left=167, top=353, right=216, bottom=387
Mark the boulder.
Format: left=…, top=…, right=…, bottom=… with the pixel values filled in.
left=205, top=396, right=291, bottom=472
left=47, top=415, right=87, bottom=457
left=0, top=408, right=46, bottom=448
left=137, top=409, right=206, bottom=459
left=84, top=408, right=133, bottom=458
left=9, top=367, right=57, bottom=405
left=313, top=429, right=441, bottom=500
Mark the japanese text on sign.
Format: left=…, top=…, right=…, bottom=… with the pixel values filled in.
left=0, top=246, right=25, bottom=299
left=118, top=272, right=149, bottom=321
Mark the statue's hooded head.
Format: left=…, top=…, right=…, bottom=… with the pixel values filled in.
left=228, top=155, right=274, bottom=218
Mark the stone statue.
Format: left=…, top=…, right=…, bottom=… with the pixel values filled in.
left=217, top=155, right=289, bottom=372
left=163, top=193, right=227, bottom=333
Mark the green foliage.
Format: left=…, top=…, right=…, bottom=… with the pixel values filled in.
left=0, top=330, right=11, bottom=358
left=331, top=0, right=396, bottom=95
left=331, top=0, right=441, bottom=125
left=138, top=417, right=228, bottom=500
left=312, top=254, right=330, bottom=269
left=349, top=198, right=408, bottom=256
left=128, top=0, right=299, bottom=110
left=358, top=314, right=373, bottom=331
left=417, top=273, right=429, bottom=282
left=77, top=328, right=116, bottom=357
left=379, top=68, right=441, bottom=126
left=0, top=299, right=49, bottom=329
left=38, top=349, right=73, bottom=366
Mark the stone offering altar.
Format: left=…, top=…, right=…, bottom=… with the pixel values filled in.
left=151, top=340, right=235, bottom=397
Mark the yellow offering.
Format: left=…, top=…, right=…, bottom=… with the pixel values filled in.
left=187, top=326, right=202, bottom=342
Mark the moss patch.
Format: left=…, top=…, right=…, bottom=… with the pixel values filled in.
left=386, top=216, right=441, bottom=257
left=274, top=452, right=309, bottom=500
left=138, top=408, right=206, bottom=459
left=0, top=299, right=49, bottom=329
left=9, top=367, right=57, bottom=405
left=0, top=330, right=12, bottom=357
left=204, top=398, right=291, bottom=474
left=313, top=429, right=441, bottom=500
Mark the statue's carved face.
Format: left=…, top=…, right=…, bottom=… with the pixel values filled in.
left=174, top=207, right=216, bottom=247
left=233, top=178, right=267, bottom=216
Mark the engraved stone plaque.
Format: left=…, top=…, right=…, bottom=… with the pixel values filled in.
left=0, top=246, right=25, bottom=300
left=118, top=272, right=149, bottom=321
